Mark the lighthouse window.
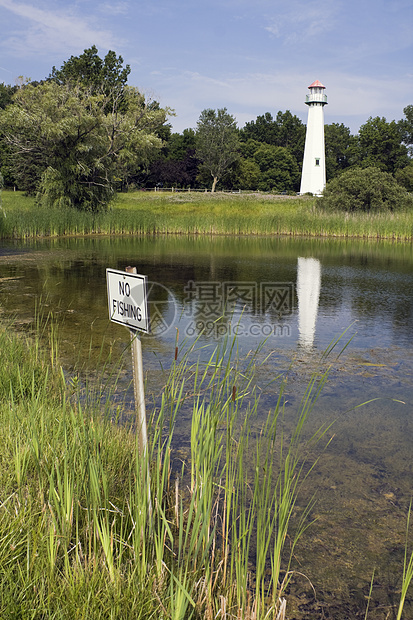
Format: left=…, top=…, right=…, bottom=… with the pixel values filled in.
left=315, top=158, right=320, bottom=166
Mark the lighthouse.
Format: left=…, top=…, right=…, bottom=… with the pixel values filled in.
left=300, top=80, right=327, bottom=196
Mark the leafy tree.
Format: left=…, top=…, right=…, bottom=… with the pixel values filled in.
left=395, top=163, right=413, bottom=192
left=253, top=144, right=300, bottom=192
left=145, top=128, right=198, bottom=189
left=196, top=108, right=240, bottom=192
left=164, top=128, right=197, bottom=161
left=273, top=110, right=306, bottom=163
left=0, top=83, right=18, bottom=110
left=231, top=158, right=261, bottom=190
left=49, top=45, right=130, bottom=96
left=319, top=166, right=413, bottom=212
left=240, top=139, right=262, bottom=160
left=240, top=112, right=279, bottom=145
left=354, top=116, right=409, bottom=174
left=0, top=83, right=19, bottom=186
left=148, top=154, right=198, bottom=189
left=0, top=80, right=169, bottom=209
left=398, top=105, right=413, bottom=156
left=324, top=122, right=356, bottom=180
left=240, top=110, right=305, bottom=161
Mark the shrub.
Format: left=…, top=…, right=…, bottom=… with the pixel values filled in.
left=319, top=166, right=413, bottom=212
left=395, top=163, right=413, bottom=192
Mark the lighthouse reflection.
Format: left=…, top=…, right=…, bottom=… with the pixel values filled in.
left=297, top=257, right=321, bottom=349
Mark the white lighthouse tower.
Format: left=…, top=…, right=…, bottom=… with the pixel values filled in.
left=300, top=80, right=327, bottom=196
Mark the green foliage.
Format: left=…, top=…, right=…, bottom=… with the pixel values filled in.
left=240, top=110, right=306, bottom=162
left=49, top=45, right=130, bottom=96
left=0, top=320, right=329, bottom=618
left=253, top=143, right=300, bottom=192
left=0, top=71, right=170, bottom=210
left=240, top=111, right=279, bottom=144
left=398, top=104, right=413, bottom=156
left=229, top=140, right=300, bottom=192
left=0, top=82, right=17, bottom=109
left=354, top=116, right=409, bottom=174
left=230, top=157, right=262, bottom=190
left=395, top=162, right=413, bottom=192
left=196, top=107, right=240, bottom=192
left=319, top=166, right=413, bottom=212
left=164, top=128, right=197, bottom=161
left=325, top=122, right=356, bottom=180
left=0, top=84, right=25, bottom=189
left=145, top=128, right=199, bottom=189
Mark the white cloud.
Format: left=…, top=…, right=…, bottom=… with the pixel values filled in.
left=0, top=0, right=118, bottom=57
left=100, top=1, right=129, bottom=16
left=264, top=0, right=339, bottom=43
left=149, top=67, right=413, bottom=134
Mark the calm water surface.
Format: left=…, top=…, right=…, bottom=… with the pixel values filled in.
left=1, top=234, right=413, bottom=619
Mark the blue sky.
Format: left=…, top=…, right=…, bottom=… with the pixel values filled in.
left=0, top=0, right=412, bottom=135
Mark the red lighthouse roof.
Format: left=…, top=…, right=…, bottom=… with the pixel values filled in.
left=308, top=80, right=325, bottom=89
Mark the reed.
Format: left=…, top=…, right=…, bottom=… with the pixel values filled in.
left=396, top=502, right=413, bottom=620
left=2, top=190, right=413, bottom=240
left=3, top=319, right=412, bottom=617
left=0, top=314, right=334, bottom=618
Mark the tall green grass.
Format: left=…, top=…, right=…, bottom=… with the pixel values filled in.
left=1, top=321, right=413, bottom=618
left=0, top=318, right=332, bottom=618
left=2, top=190, right=413, bottom=240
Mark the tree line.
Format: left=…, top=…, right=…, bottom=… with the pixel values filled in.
left=0, top=46, right=412, bottom=211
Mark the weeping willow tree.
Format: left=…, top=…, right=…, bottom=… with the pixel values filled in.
left=0, top=48, right=172, bottom=212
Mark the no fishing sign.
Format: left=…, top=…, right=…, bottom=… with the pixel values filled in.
left=106, top=266, right=152, bottom=513
left=106, top=268, right=150, bottom=333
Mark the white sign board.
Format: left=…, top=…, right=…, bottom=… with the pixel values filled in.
left=106, top=268, right=150, bottom=333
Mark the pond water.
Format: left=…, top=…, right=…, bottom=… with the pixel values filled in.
left=1, top=234, right=413, bottom=619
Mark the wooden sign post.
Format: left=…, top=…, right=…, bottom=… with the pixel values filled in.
left=106, top=266, right=151, bottom=513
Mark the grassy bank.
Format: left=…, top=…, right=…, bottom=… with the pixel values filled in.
left=0, top=320, right=333, bottom=619
left=1, top=190, right=413, bottom=240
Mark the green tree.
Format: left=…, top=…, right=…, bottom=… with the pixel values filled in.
left=0, top=83, right=18, bottom=110
left=398, top=105, right=413, bottom=156
left=50, top=46, right=171, bottom=142
left=320, top=166, right=413, bottom=212
left=0, top=80, right=169, bottom=210
left=236, top=158, right=261, bottom=190
left=253, top=144, right=300, bottom=192
left=240, top=110, right=305, bottom=162
left=164, top=128, right=197, bottom=161
left=324, top=122, right=356, bottom=180
left=143, top=128, right=198, bottom=189
left=274, top=110, right=306, bottom=163
left=0, top=83, right=19, bottom=186
left=196, top=108, right=240, bottom=192
left=49, top=45, right=130, bottom=96
left=355, top=116, right=409, bottom=174
left=395, top=163, right=413, bottom=192
left=240, top=112, right=279, bottom=145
